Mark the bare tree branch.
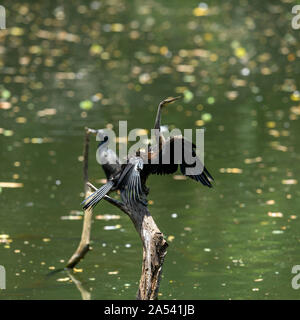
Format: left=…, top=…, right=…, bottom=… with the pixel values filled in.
left=87, top=181, right=130, bottom=216
left=66, top=128, right=94, bottom=269
left=65, top=127, right=168, bottom=300
left=121, top=199, right=168, bottom=300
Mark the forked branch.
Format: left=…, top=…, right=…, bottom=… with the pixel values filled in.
left=66, top=127, right=168, bottom=300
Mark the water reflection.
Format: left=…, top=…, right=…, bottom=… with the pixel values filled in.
left=0, top=0, right=300, bottom=299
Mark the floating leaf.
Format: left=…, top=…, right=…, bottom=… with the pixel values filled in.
left=167, top=235, right=175, bottom=242
left=57, top=277, right=70, bottom=282
left=193, top=6, right=208, bottom=17
left=183, top=90, right=194, bottom=103
left=207, top=97, right=215, bottom=104
left=266, top=200, right=275, bottom=205
left=202, top=113, right=212, bottom=122
left=3, top=130, right=13, bottom=137
left=244, top=157, right=262, bottom=164
left=111, top=23, right=124, bottom=32
left=31, top=138, right=44, bottom=144
left=16, top=117, right=27, bottom=123
left=80, top=100, right=93, bottom=110
left=104, top=224, right=121, bottom=230
left=272, top=230, right=284, bottom=234
left=266, top=121, right=276, bottom=128
left=195, top=120, right=204, bottom=126
left=291, top=91, right=300, bottom=101
left=219, top=168, right=243, bottom=174
left=234, top=47, right=246, bottom=58
left=90, top=44, right=103, bottom=55
left=225, top=91, right=239, bottom=100
left=37, top=108, right=57, bottom=117
left=61, top=215, right=82, bottom=220
left=282, top=179, right=297, bottom=185
left=268, top=212, right=283, bottom=218
left=0, top=102, right=11, bottom=109
left=0, top=182, right=23, bottom=188
left=1, top=89, right=11, bottom=100
left=10, top=27, right=24, bottom=36
left=173, top=175, right=187, bottom=180
left=95, top=215, right=120, bottom=220
left=108, top=271, right=119, bottom=275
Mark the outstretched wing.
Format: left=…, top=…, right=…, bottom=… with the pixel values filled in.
left=148, top=136, right=214, bottom=187
left=117, top=157, right=144, bottom=204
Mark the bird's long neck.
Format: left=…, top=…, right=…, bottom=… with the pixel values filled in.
left=154, top=102, right=164, bottom=151
left=154, top=102, right=164, bottom=131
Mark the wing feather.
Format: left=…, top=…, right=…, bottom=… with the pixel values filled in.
left=149, top=136, right=214, bottom=187
left=118, top=157, right=144, bottom=204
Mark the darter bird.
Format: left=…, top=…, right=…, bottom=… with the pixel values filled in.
left=82, top=97, right=213, bottom=210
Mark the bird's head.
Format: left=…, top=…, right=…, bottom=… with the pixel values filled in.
left=160, top=96, right=181, bottom=108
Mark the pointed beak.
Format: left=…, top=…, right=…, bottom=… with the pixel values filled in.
left=162, top=96, right=181, bottom=106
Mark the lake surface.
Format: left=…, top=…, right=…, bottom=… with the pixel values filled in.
left=1, top=0, right=300, bottom=299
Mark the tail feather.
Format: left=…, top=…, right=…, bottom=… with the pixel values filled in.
left=204, top=167, right=214, bottom=181
left=82, top=180, right=114, bottom=210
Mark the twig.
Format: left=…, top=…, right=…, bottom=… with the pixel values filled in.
left=66, top=128, right=94, bottom=269
left=87, top=182, right=130, bottom=215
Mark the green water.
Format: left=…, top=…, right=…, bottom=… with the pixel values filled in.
left=1, top=0, right=300, bottom=299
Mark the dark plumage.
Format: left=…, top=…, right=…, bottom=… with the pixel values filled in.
left=82, top=97, right=214, bottom=210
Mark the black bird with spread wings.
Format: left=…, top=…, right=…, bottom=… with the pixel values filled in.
left=82, top=97, right=213, bottom=210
